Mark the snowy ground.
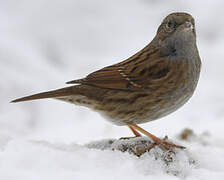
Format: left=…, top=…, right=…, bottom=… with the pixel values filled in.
left=1, top=0, right=224, bottom=179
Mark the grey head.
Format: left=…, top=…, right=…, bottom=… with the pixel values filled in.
left=153, top=12, right=198, bottom=58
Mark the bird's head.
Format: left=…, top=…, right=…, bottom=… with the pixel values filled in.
left=155, top=12, right=197, bottom=56
left=157, top=12, right=195, bottom=39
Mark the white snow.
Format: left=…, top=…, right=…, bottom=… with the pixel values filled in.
left=1, top=0, right=224, bottom=179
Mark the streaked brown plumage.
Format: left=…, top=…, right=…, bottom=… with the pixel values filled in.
left=11, top=12, right=201, bottom=150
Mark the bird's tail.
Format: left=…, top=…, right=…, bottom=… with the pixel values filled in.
left=11, top=86, right=76, bottom=103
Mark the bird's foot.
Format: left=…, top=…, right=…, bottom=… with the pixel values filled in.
left=153, top=135, right=186, bottom=151
left=120, top=125, right=142, bottom=140
left=119, top=135, right=141, bottom=140
left=128, top=124, right=185, bottom=151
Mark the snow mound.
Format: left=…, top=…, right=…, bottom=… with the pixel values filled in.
left=86, top=136, right=196, bottom=177
left=0, top=130, right=224, bottom=179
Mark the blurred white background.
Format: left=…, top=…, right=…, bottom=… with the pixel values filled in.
left=1, top=0, right=224, bottom=143
left=1, top=1, right=224, bottom=179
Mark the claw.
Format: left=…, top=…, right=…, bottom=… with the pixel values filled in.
left=128, top=124, right=186, bottom=151
left=154, top=137, right=186, bottom=150
left=119, top=136, right=139, bottom=140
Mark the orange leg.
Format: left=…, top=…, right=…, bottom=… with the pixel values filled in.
left=128, top=125, right=141, bottom=137
left=129, top=123, right=185, bottom=150
left=119, top=125, right=141, bottom=140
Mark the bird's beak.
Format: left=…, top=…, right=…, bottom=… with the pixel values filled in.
left=184, top=21, right=194, bottom=31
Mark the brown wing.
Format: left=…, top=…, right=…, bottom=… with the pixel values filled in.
left=67, top=45, right=173, bottom=91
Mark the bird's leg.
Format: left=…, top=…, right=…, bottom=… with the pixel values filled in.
left=129, top=123, right=185, bottom=150
left=119, top=125, right=142, bottom=140
left=128, top=125, right=141, bottom=137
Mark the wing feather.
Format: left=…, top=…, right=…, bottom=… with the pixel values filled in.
left=67, top=44, right=173, bottom=91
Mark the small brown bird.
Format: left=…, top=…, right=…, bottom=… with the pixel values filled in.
left=11, top=12, right=201, bottom=150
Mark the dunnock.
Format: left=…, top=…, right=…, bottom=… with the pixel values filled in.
left=11, top=12, right=201, bottom=150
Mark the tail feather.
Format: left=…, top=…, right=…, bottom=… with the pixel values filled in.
left=11, top=86, right=75, bottom=103
left=66, top=79, right=83, bottom=84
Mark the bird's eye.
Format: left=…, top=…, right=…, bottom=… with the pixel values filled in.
left=167, top=21, right=172, bottom=28
left=165, top=21, right=175, bottom=31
